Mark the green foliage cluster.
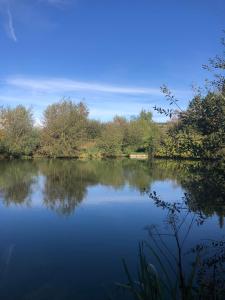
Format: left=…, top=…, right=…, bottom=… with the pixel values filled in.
left=0, top=105, right=39, bottom=157
left=40, top=100, right=89, bottom=157
left=97, top=111, right=159, bottom=156
left=156, top=91, right=225, bottom=159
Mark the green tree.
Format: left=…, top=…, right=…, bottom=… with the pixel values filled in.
left=97, top=122, right=124, bottom=156
left=0, top=105, right=38, bottom=157
left=180, top=92, right=225, bottom=158
left=157, top=91, right=225, bottom=159
left=124, top=110, right=159, bottom=155
left=40, top=100, right=89, bottom=157
left=86, top=119, right=103, bottom=140
left=155, top=33, right=225, bottom=159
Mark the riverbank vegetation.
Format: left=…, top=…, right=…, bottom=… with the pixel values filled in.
left=0, top=88, right=224, bottom=160
left=1, top=81, right=224, bottom=160
left=0, top=102, right=160, bottom=158
left=155, top=88, right=225, bottom=159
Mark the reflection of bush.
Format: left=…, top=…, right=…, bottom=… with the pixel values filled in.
left=39, top=160, right=99, bottom=215
left=92, top=160, right=154, bottom=190
left=38, top=159, right=176, bottom=215
left=0, top=161, right=37, bottom=205
left=151, top=159, right=225, bottom=223
left=179, top=161, right=225, bottom=225
left=39, top=159, right=156, bottom=214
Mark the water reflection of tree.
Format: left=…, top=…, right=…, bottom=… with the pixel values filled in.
left=95, top=159, right=155, bottom=190
left=151, top=159, right=225, bottom=223
left=40, top=160, right=99, bottom=215
left=179, top=161, right=225, bottom=226
left=0, top=159, right=162, bottom=213
left=39, top=159, right=160, bottom=215
left=0, top=159, right=224, bottom=219
left=0, top=161, right=37, bottom=206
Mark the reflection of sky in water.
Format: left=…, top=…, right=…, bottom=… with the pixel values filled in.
left=0, top=160, right=224, bottom=300
left=1, top=176, right=184, bottom=208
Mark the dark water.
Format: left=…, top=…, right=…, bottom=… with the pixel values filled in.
left=0, top=159, right=224, bottom=299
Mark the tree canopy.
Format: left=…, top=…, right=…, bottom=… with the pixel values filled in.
left=40, top=100, right=89, bottom=157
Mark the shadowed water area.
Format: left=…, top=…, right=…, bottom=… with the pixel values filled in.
left=0, top=159, right=224, bottom=299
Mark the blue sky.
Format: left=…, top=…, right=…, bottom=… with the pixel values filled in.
left=0, top=0, right=224, bottom=123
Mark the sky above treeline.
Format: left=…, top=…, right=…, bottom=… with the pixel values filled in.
left=0, top=0, right=225, bottom=123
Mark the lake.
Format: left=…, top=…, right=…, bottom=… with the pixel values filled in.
left=0, top=159, right=224, bottom=299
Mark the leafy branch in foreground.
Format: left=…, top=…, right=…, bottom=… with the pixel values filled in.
left=203, top=30, right=225, bottom=91
left=153, top=84, right=183, bottom=118
left=117, top=192, right=225, bottom=300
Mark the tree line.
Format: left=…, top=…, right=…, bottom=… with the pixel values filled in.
left=0, top=101, right=160, bottom=158
left=0, top=87, right=224, bottom=160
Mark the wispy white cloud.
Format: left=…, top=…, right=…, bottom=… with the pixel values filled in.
left=39, top=0, right=70, bottom=8
left=1, top=75, right=191, bottom=122
left=45, top=0, right=68, bottom=5
left=6, top=6, right=17, bottom=42
left=6, top=76, right=163, bottom=96
left=0, top=0, right=69, bottom=41
left=0, top=0, right=18, bottom=42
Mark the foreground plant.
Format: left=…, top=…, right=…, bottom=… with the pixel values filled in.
left=117, top=243, right=162, bottom=300
left=117, top=192, right=225, bottom=300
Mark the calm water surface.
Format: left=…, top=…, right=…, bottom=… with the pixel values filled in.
left=0, top=159, right=224, bottom=299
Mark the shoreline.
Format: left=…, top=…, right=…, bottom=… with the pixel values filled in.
left=0, top=153, right=221, bottom=162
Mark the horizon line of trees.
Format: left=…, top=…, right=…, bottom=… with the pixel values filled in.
left=0, top=88, right=224, bottom=160
left=0, top=101, right=161, bottom=158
